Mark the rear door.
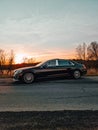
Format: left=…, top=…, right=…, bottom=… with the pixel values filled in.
left=57, top=59, right=74, bottom=76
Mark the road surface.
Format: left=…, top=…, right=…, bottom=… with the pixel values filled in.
left=0, top=76, right=98, bottom=111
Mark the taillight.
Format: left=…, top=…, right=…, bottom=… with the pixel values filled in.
left=83, top=64, right=86, bottom=69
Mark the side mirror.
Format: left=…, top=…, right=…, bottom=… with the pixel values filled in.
left=41, top=64, right=48, bottom=69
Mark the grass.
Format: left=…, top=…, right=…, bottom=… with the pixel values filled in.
left=87, top=68, right=98, bottom=76
left=0, top=70, right=13, bottom=78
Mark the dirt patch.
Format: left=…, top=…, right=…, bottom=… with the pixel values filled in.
left=0, top=110, right=98, bottom=130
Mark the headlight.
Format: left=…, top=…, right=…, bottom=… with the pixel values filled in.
left=14, top=70, right=22, bottom=75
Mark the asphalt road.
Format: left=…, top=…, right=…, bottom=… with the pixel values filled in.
left=0, top=76, right=98, bottom=111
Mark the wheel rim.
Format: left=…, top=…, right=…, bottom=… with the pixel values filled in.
left=74, top=70, right=81, bottom=79
left=23, top=73, right=34, bottom=83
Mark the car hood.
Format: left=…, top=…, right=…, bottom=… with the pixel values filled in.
left=14, top=66, right=38, bottom=71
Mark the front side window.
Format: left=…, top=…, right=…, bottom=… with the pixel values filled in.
left=46, top=60, right=56, bottom=67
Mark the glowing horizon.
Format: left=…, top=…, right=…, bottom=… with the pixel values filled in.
left=14, top=49, right=76, bottom=64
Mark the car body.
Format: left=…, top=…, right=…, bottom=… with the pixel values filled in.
left=13, top=59, right=87, bottom=83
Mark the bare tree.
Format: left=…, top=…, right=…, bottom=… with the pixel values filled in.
left=23, top=57, right=28, bottom=63
left=0, top=49, right=6, bottom=74
left=28, top=58, right=35, bottom=64
left=7, top=50, right=15, bottom=75
left=23, top=57, right=35, bottom=64
left=87, top=41, right=98, bottom=60
left=76, top=43, right=87, bottom=60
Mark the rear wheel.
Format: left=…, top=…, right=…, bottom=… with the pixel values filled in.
left=23, top=73, right=34, bottom=84
left=73, top=70, right=81, bottom=79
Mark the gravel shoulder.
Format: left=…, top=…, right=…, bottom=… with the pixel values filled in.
left=0, top=110, right=98, bottom=130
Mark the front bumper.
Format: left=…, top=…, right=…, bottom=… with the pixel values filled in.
left=13, top=73, right=23, bottom=81
left=13, top=78, right=19, bottom=82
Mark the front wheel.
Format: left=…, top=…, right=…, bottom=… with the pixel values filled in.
left=23, top=73, right=34, bottom=84
left=73, top=70, right=81, bottom=79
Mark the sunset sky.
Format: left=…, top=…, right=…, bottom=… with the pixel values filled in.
left=0, top=0, right=98, bottom=62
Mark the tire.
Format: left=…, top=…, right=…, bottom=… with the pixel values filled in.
left=73, top=70, right=81, bottom=79
left=23, top=73, right=34, bottom=84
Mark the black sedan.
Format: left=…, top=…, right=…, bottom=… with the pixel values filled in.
left=13, top=59, right=87, bottom=84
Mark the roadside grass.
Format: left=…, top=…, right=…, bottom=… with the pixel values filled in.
left=0, top=70, right=13, bottom=78
left=0, top=74, right=12, bottom=78
left=87, top=68, right=98, bottom=76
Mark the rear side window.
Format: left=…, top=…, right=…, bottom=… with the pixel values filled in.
left=58, top=60, right=74, bottom=66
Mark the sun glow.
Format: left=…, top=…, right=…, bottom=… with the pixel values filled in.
left=15, top=53, right=27, bottom=64
left=14, top=49, right=75, bottom=64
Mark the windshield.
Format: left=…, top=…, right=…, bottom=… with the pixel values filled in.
left=36, top=60, right=46, bottom=67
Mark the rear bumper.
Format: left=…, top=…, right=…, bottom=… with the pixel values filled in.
left=81, top=69, right=87, bottom=76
